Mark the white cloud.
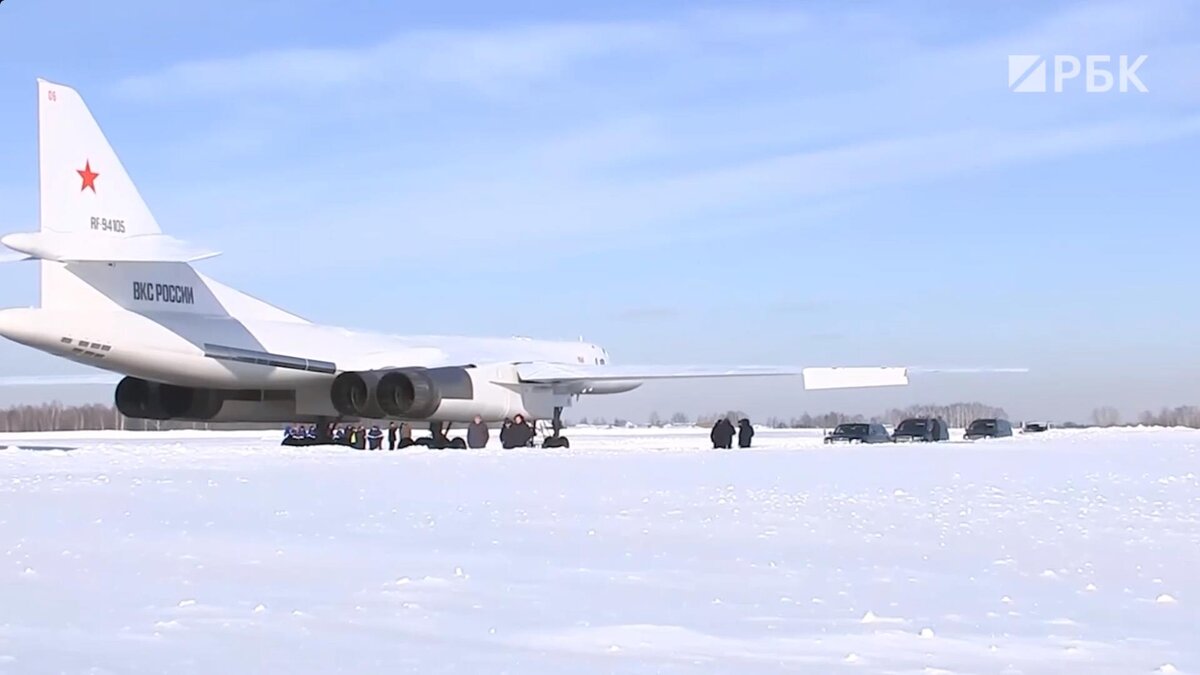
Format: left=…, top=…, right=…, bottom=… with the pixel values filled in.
left=114, top=12, right=813, bottom=101
left=107, top=0, right=1200, bottom=269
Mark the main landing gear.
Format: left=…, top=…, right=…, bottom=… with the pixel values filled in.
left=416, top=421, right=466, bottom=450
left=542, top=406, right=570, bottom=448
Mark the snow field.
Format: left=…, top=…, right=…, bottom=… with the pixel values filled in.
left=0, top=427, right=1197, bottom=673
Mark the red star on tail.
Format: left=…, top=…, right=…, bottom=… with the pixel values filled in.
left=77, top=160, right=99, bottom=193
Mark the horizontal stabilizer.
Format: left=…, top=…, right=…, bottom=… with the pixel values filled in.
left=1, top=231, right=219, bottom=263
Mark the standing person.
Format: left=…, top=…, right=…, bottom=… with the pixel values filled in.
left=367, top=425, right=384, bottom=450
left=398, top=422, right=413, bottom=448
left=737, top=418, right=755, bottom=448
left=467, top=415, right=490, bottom=449
left=387, top=422, right=398, bottom=450
left=710, top=419, right=723, bottom=449
left=503, top=415, right=533, bottom=449
left=712, top=417, right=734, bottom=449
left=354, top=426, right=368, bottom=450
left=499, top=418, right=513, bottom=449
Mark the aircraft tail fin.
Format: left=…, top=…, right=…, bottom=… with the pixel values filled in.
left=20, top=79, right=307, bottom=324
left=37, top=78, right=161, bottom=239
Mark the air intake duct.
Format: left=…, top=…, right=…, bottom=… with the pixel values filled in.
left=114, top=377, right=223, bottom=420
left=330, top=367, right=473, bottom=419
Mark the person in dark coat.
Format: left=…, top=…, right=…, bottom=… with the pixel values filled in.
left=354, top=426, right=368, bottom=450
left=712, top=418, right=735, bottom=449
left=737, top=418, right=754, bottom=448
left=316, top=422, right=334, bottom=445
left=502, top=414, right=534, bottom=449
left=387, top=422, right=398, bottom=450
left=467, top=415, right=489, bottom=449
left=367, top=425, right=384, bottom=450
left=710, top=418, right=734, bottom=449
left=282, top=426, right=301, bottom=446
left=499, top=418, right=512, bottom=448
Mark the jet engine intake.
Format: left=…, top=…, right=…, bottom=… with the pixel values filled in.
left=329, top=370, right=387, bottom=418
left=114, top=376, right=223, bottom=420
left=330, top=367, right=474, bottom=419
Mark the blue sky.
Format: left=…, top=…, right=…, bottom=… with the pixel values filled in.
left=0, top=0, right=1197, bottom=422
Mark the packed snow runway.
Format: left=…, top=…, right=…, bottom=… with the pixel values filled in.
left=0, top=428, right=1197, bottom=674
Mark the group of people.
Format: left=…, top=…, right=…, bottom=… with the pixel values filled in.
left=283, top=422, right=403, bottom=449
left=465, top=414, right=538, bottom=449
left=281, top=414, right=539, bottom=450
left=710, top=418, right=755, bottom=449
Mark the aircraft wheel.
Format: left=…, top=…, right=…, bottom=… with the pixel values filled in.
left=449, top=437, right=467, bottom=450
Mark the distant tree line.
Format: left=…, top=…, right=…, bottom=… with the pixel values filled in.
left=630, top=403, right=1010, bottom=429
left=1092, top=405, right=1200, bottom=429
left=5, top=401, right=1200, bottom=433
left=0, top=402, right=278, bottom=433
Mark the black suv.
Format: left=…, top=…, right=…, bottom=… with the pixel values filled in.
left=891, top=417, right=949, bottom=442
left=964, top=418, right=1014, bottom=440
left=824, top=422, right=891, bottom=444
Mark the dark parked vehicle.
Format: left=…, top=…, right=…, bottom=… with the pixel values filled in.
left=891, top=417, right=949, bottom=442
left=824, top=423, right=891, bottom=444
left=1022, top=422, right=1049, bottom=433
left=964, top=418, right=1014, bottom=440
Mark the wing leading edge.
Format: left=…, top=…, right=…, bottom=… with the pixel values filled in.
left=515, top=363, right=910, bottom=390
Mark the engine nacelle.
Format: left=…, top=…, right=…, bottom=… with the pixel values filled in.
left=329, top=370, right=388, bottom=419
left=115, top=376, right=223, bottom=421
left=330, top=367, right=474, bottom=419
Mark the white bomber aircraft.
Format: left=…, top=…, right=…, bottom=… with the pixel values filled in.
left=0, top=79, right=994, bottom=447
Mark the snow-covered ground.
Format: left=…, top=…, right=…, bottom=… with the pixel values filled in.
left=0, top=427, right=1197, bottom=674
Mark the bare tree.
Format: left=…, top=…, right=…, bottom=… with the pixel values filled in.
left=1091, top=406, right=1122, bottom=427
left=1136, top=406, right=1200, bottom=428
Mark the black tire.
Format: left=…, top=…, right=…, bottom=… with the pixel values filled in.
left=449, top=437, right=467, bottom=450
left=397, top=438, right=416, bottom=449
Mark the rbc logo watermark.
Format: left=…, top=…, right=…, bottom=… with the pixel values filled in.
left=1008, top=55, right=1148, bottom=93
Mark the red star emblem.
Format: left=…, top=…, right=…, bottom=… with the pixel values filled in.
left=77, top=160, right=99, bottom=193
